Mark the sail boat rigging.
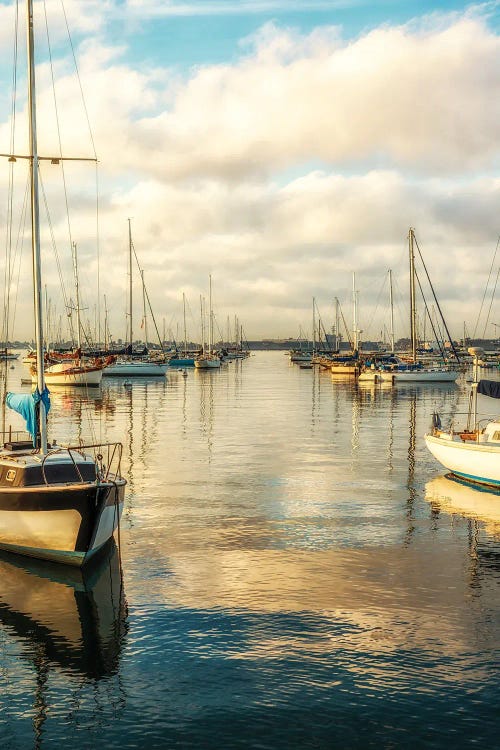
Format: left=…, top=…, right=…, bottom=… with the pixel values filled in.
left=0, top=0, right=126, bottom=566
left=103, top=219, right=168, bottom=377
left=195, top=275, right=221, bottom=369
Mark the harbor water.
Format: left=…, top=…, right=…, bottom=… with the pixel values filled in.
left=0, top=351, right=499, bottom=749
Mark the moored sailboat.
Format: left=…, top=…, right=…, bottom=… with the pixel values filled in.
left=195, top=275, right=221, bottom=369
left=425, top=348, right=500, bottom=487
left=0, top=0, right=126, bottom=566
left=394, top=229, right=460, bottom=384
left=103, top=220, right=168, bottom=377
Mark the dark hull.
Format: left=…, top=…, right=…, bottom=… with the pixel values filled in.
left=0, top=480, right=126, bottom=566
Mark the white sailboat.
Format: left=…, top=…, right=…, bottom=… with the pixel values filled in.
left=195, top=275, right=221, bottom=369
left=0, top=0, right=126, bottom=566
left=103, top=220, right=168, bottom=377
left=425, top=348, right=500, bottom=487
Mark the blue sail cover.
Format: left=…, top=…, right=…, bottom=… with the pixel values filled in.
left=477, top=380, right=500, bottom=399
left=6, top=387, right=51, bottom=445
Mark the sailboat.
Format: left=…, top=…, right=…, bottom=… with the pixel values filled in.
left=425, top=347, right=500, bottom=487
left=195, top=275, right=221, bottom=369
left=393, top=229, right=460, bottom=383
left=0, top=0, right=126, bottom=566
left=103, top=220, right=168, bottom=377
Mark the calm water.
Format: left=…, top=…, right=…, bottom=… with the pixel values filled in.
left=0, top=351, right=499, bottom=749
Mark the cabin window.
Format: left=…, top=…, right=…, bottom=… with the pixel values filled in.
left=492, top=431, right=500, bottom=441
left=6, top=469, right=16, bottom=482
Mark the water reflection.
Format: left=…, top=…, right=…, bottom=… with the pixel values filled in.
left=0, top=543, right=127, bottom=747
left=426, top=474, right=500, bottom=538
left=0, top=542, right=127, bottom=677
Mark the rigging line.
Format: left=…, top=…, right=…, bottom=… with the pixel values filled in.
left=9, top=173, right=30, bottom=345
left=130, top=240, right=165, bottom=351
left=38, top=169, right=76, bottom=344
left=3, top=0, right=20, bottom=345
left=473, top=235, right=499, bottom=338
left=43, top=0, right=76, bottom=287
left=413, top=234, right=460, bottom=363
left=482, top=236, right=500, bottom=339
left=362, top=270, right=388, bottom=341
left=414, top=269, right=446, bottom=360
left=95, top=163, right=101, bottom=345
left=60, top=0, right=97, bottom=160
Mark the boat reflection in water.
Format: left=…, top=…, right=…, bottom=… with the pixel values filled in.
left=0, top=541, right=127, bottom=679
left=426, top=474, right=500, bottom=537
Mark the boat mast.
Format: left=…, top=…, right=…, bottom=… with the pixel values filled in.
left=389, top=268, right=395, bottom=354
left=200, top=295, right=205, bottom=355
left=141, top=269, right=149, bottom=350
left=352, top=272, right=358, bottom=352
left=409, top=228, right=418, bottom=364
left=334, top=297, right=340, bottom=351
left=209, top=274, right=213, bottom=355
left=128, top=218, right=133, bottom=359
left=72, top=243, right=82, bottom=351
left=27, top=0, right=47, bottom=452
left=183, top=293, right=187, bottom=356
left=312, top=298, right=316, bottom=355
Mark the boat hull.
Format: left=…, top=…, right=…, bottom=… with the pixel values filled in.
left=425, top=434, right=500, bottom=487
left=0, top=480, right=125, bottom=566
left=168, top=358, right=195, bottom=367
left=103, top=361, right=168, bottom=376
left=331, top=364, right=359, bottom=376
left=195, top=357, right=221, bottom=369
left=33, top=368, right=103, bottom=387
left=394, top=370, right=459, bottom=383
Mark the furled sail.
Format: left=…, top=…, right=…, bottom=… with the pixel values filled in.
left=477, top=380, right=500, bottom=399
left=6, top=388, right=51, bottom=444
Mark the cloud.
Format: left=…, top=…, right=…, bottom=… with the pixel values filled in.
left=1, top=8, right=499, bottom=341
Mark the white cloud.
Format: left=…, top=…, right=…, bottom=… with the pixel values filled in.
left=1, top=8, right=499, bottom=342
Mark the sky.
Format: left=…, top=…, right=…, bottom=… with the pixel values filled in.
left=0, top=0, right=499, bottom=344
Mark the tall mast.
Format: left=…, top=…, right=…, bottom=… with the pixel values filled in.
left=200, top=295, right=205, bottom=354
left=128, top=218, right=133, bottom=359
left=335, top=297, right=340, bottom=351
left=27, top=0, right=47, bottom=452
left=409, top=228, right=417, bottom=364
left=183, top=293, right=187, bottom=356
left=104, top=294, right=109, bottom=350
left=72, top=242, right=82, bottom=351
left=352, top=272, right=358, bottom=352
left=141, top=269, right=149, bottom=349
left=312, top=297, right=316, bottom=355
left=389, top=268, right=395, bottom=354
left=209, top=274, right=213, bottom=354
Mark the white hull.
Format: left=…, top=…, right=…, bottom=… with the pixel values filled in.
left=195, top=357, right=221, bottom=369
left=102, top=361, right=168, bottom=377
left=331, top=364, right=359, bottom=376
left=33, top=367, right=103, bottom=387
left=425, top=433, right=500, bottom=486
left=358, top=370, right=394, bottom=383
left=394, top=369, right=459, bottom=383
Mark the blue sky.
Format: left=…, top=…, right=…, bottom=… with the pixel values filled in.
left=115, top=0, right=498, bottom=68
